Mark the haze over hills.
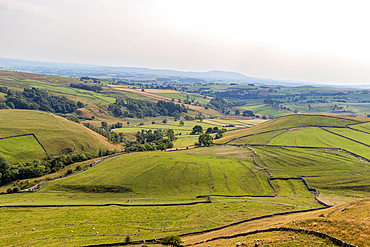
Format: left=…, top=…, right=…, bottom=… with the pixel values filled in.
left=0, top=57, right=316, bottom=87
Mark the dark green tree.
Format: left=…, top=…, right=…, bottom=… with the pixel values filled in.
left=125, top=235, right=131, bottom=243
left=191, top=125, right=203, bottom=135
left=199, top=134, right=213, bottom=147
left=242, top=110, right=255, bottom=117
left=235, top=109, right=240, bottom=115
left=161, top=236, right=183, bottom=247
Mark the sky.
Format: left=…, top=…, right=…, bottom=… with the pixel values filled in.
left=1, top=0, right=370, bottom=85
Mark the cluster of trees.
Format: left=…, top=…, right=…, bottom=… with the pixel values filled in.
left=205, top=126, right=227, bottom=139
left=161, top=235, right=183, bottom=247
left=108, top=99, right=187, bottom=118
left=209, top=96, right=233, bottom=112
left=0, top=149, right=117, bottom=188
left=198, top=134, right=213, bottom=146
left=216, top=88, right=267, bottom=99
left=114, top=81, right=177, bottom=91
left=70, top=83, right=102, bottom=92
left=4, top=87, right=81, bottom=114
left=191, top=125, right=227, bottom=140
left=242, top=110, right=255, bottom=117
left=83, top=122, right=125, bottom=144
left=124, top=129, right=175, bottom=152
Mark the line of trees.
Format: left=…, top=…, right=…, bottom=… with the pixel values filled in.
left=4, top=87, right=81, bottom=114
left=83, top=122, right=125, bottom=144
left=124, top=129, right=175, bottom=152
left=108, top=99, right=188, bottom=119
left=70, top=83, right=102, bottom=92
left=0, top=149, right=117, bottom=188
left=191, top=125, right=227, bottom=139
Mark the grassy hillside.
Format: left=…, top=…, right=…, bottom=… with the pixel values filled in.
left=252, top=146, right=370, bottom=200
left=0, top=143, right=368, bottom=246
left=0, top=135, right=46, bottom=163
left=44, top=146, right=269, bottom=198
left=216, top=113, right=360, bottom=144
left=182, top=198, right=370, bottom=247
left=0, top=109, right=120, bottom=162
left=0, top=70, right=116, bottom=105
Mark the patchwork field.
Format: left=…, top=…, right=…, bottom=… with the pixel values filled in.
left=0, top=113, right=369, bottom=247
left=113, top=119, right=259, bottom=148
left=215, top=113, right=359, bottom=144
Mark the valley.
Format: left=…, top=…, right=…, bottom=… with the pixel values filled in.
left=0, top=71, right=369, bottom=246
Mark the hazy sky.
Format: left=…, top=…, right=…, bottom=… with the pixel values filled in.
left=1, top=0, right=370, bottom=85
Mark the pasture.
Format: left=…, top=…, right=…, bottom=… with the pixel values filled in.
left=266, top=127, right=370, bottom=159
left=0, top=144, right=336, bottom=246
left=0, top=111, right=369, bottom=246
left=216, top=113, right=361, bottom=144
left=0, top=135, right=47, bottom=163
left=113, top=119, right=252, bottom=148
left=0, top=110, right=119, bottom=159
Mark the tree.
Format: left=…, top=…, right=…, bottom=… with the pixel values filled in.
left=125, top=235, right=131, bottom=243
left=235, top=109, right=240, bottom=115
left=242, top=110, right=255, bottom=117
left=199, top=134, right=213, bottom=147
left=77, top=101, right=85, bottom=108
left=0, top=156, right=10, bottom=185
left=191, top=125, right=203, bottom=135
left=179, top=120, right=184, bottom=126
left=162, top=118, right=167, bottom=124
left=161, top=236, right=183, bottom=247
left=101, top=122, right=108, bottom=130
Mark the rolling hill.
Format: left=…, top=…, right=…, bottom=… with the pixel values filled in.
left=0, top=109, right=120, bottom=163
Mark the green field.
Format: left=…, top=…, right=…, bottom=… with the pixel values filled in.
left=217, top=114, right=359, bottom=144
left=44, top=146, right=268, bottom=199
left=0, top=110, right=119, bottom=160
left=0, top=136, right=368, bottom=246
left=229, top=129, right=286, bottom=145
left=173, top=135, right=198, bottom=147
left=113, top=119, right=240, bottom=148
left=0, top=198, right=306, bottom=247
left=347, top=121, right=370, bottom=132
left=0, top=144, right=333, bottom=246
left=253, top=146, right=370, bottom=201
left=266, top=127, right=370, bottom=159
left=0, top=135, right=47, bottom=163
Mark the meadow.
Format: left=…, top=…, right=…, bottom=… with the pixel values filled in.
left=0, top=120, right=368, bottom=246
left=113, top=119, right=257, bottom=148
left=216, top=113, right=359, bottom=144
left=0, top=80, right=369, bottom=247
left=0, top=110, right=119, bottom=160
left=266, top=127, right=370, bottom=159
left=0, top=135, right=47, bottom=163
left=0, top=144, right=332, bottom=246
left=182, top=199, right=370, bottom=247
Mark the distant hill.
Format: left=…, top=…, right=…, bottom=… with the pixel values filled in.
left=0, top=56, right=307, bottom=85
